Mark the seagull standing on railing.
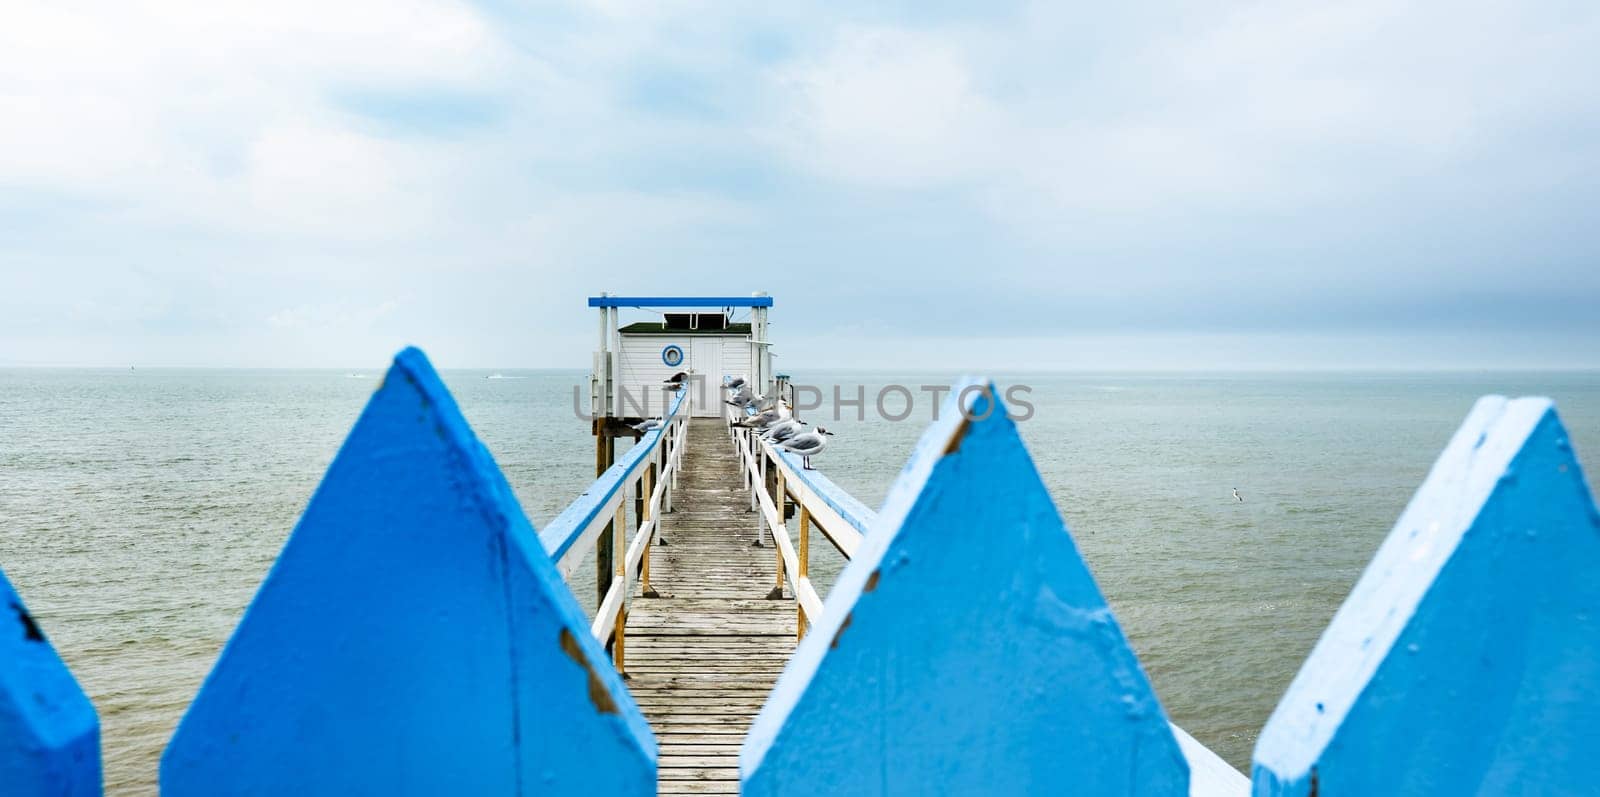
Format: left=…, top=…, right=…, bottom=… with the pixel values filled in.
left=725, top=375, right=747, bottom=390
left=663, top=372, right=688, bottom=390
left=779, top=427, right=833, bottom=470
left=760, top=418, right=804, bottom=443
left=735, top=404, right=788, bottom=429
left=726, top=384, right=756, bottom=409
left=632, top=417, right=663, bottom=434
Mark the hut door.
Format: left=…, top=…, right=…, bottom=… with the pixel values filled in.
left=691, top=338, right=723, bottom=418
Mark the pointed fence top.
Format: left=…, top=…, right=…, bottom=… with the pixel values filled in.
left=0, top=567, right=101, bottom=796
left=742, top=379, right=1189, bottom=795
left=163, top=347, right=655, bottom=796
left=1254, top=396, right=1600, bottom=795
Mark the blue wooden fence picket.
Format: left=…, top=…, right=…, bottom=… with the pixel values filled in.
left=1252, top=396, right=1600, bottom=795
left=741, top=381, right=1190, bottom=796
left=0, top=566, right=101, bottom=796
left=160, top=348, right=655, bottom=796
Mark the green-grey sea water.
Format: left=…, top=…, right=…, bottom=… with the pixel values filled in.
left=3, top=368, right=1598, bottom=794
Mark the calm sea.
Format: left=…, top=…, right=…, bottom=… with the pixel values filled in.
left=3, top=367, right=1597, bottom=794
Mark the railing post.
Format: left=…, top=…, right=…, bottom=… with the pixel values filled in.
left=797, top=505, right=810, bottom=640
left=613, top=482, right=628, bottom=676
left=767, top=464, right=787, bottom=600
left=660, top=433, right=673, bottom=515
left=631, top=458, right=645, bottom=541
left=641, top=464, right=659, bottom=599
left=669, top=420, right=681, bottom=504
left=748, top=433, right=759, bottom=509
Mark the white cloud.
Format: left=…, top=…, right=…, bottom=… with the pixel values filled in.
left=0, top=0, right=505, bottom=235
left=1, top=1, right=1596, bottom=367
left=774, top=27, right=1005, bottom=187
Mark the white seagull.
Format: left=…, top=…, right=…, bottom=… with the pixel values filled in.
left=735, top=405, right=789, bottom=429
left=726, top=385, right=756, bottom=408
left=632, top=417, right=663, bottom=434
left=760, top=419, right=804, bottom=443
left=1232, top=487, right=1243, bottom=503
left=779, top=426, right=834, bottom=470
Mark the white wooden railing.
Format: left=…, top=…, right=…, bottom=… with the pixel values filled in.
left=727, top=404, right=870, bottom=638
left=538, top=388, right=690, bottom=672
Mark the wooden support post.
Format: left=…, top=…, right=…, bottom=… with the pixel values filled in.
left=613, top=604, right=627, bottom=678
left=767, top=467, right=785, bottom=599
left=797, top=506, right=811, bottom=639
left=641, top=464, right=660, bottom=598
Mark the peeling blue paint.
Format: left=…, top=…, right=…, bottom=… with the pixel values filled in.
left=161, top=347, right=654, bottom=796
left=1253, top=396, right=1600, bottom=795
left=0, top=567, right=101, bottom=796
left=741, top=379, right=1188, bottom=796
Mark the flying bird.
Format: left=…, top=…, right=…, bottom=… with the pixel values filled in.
left=1232, top=488, right=1243, bottom=503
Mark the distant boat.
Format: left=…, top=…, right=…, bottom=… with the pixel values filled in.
left=344, top=373, right=369, bottom=379
left=486, top=373, right=525, bottom=380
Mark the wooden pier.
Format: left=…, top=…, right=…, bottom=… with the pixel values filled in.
left=624, top=419, right=793, bottom=795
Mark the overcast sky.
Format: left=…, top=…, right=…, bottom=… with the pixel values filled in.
left=2, top=1, right=1597, bottom=369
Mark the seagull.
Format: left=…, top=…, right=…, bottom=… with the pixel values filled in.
left=735, top=405, right=789, bottom=429
left=726, top=385, right=756, bottom=408
left=779, top=427, right=834, bottom=469
left=663, top=371, right=688, bottom=386
left=632, top=417, right=663, bottom=434
left=1232, top=488, right=1243, bottom=503
left=751, top=395, right=780, bottom=412
left=725, top=376, right=747, bottom=390
left=760, top=419, right=804, bottom=443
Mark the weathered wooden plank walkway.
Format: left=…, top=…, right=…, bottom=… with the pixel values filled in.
left=626, top=418, right=794, bottom=795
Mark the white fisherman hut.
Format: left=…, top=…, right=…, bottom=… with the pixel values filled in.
left=590, top=294, right=774, bottom=420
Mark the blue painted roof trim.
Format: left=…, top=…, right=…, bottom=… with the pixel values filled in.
left=587, top=296, right=773, bottom=308
left=539, top=389, right=688, bottom=560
